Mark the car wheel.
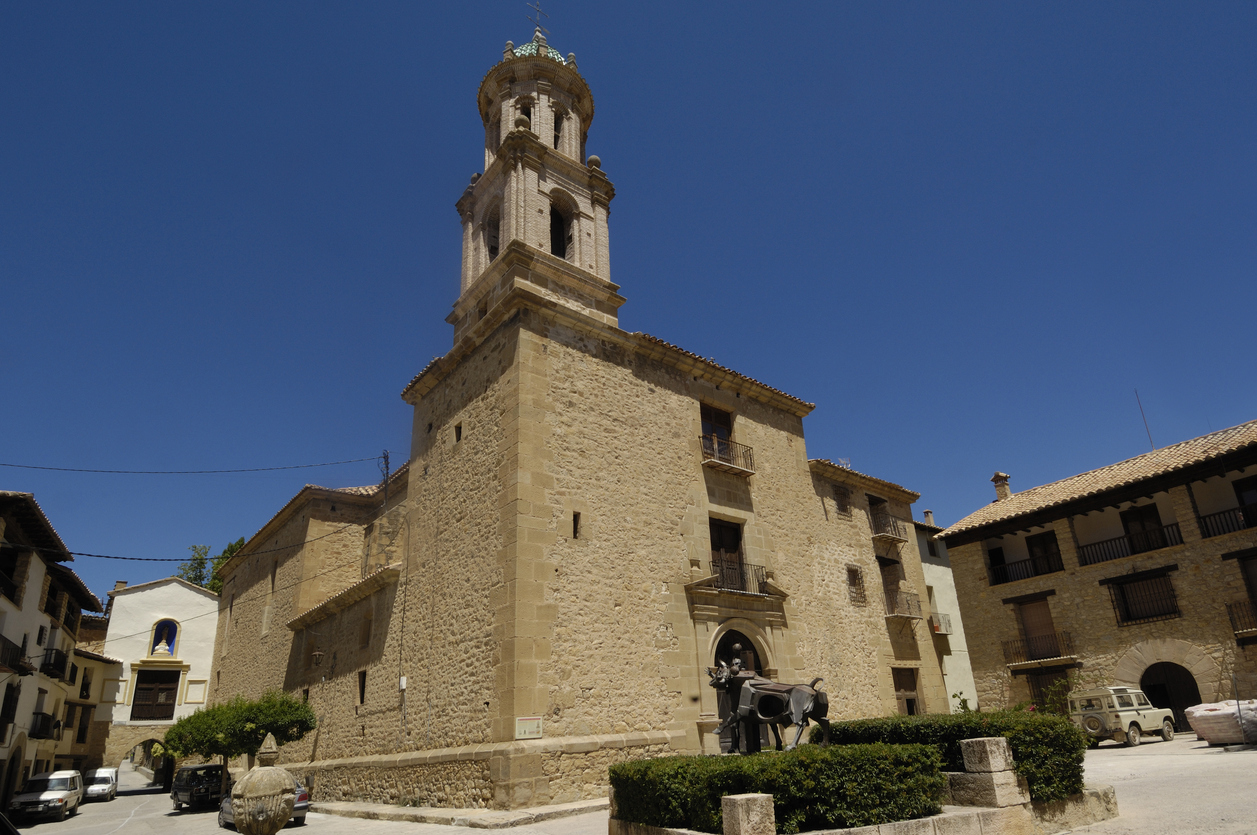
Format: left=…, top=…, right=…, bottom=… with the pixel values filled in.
left=292, top=814, right=306, bottom=826
left=1161, top=719, right=1175, bottom=741
left=57, top=804, right=67, bottom=822
left=218, top=807, right=228, bottom=829
left=173, top=798, right=183, bottom=812
left=1125, top=724, right=1141, bottom=747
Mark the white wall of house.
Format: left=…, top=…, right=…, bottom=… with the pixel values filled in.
left=100, top=578, right=218, bottom=726
left=917, top=528, right=978, bottom=712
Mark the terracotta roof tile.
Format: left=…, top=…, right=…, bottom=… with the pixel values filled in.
left=941, top=419, right=1257, bottom=538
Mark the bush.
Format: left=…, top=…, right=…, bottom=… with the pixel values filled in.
left=809, top=711, right=1089, bottom=802
left=609, top=743, right=944, bottom=834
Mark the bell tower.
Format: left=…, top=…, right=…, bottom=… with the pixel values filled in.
left=448, top=28, right=622, bottom=345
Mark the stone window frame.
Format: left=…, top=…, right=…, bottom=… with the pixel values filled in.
left=831, top=484, right=852, bottom=518
left=846, top=565, right=867, bottom=606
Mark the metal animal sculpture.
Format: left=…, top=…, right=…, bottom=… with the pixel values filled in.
left=708, top=661, right=831, bottom=752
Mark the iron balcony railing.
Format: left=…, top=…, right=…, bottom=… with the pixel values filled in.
left=1078, top=523, right=1183, bottom=566
left=0, top=635, right=24, bottom=675
left=1002, top=631, right=1075, bottom=664
left=40, top=648, right=68, bottom=681
left=870, top=509, right=907, bottom=541
left=989, top=550, right=1065, bottom=586
left=1198, top=503, right=1257, bottom=539
left=62, top=608, right=80, bottom=636
left=1227, top=600, right=1257, bottom=636
left=699, top=434, right=755, bottom=474
left=0, top=572, right=16, bottom=604
left=930, top=613, right=953, bottom=635
left=28, top=712, right=55, bottom=740
left=709, top=560, right=768, bottom=595
left=884, top=591, right=923, bottom=619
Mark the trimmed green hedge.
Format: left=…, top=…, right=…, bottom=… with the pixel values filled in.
left=609, top=743, right=944, bottom=834
left=809, top=711, right=1089, bottom=802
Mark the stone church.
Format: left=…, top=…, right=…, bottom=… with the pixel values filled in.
left=210, top=28, right=948, bottom=809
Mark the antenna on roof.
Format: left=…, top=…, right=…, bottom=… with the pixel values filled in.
left=838, top=458, right=851, bottom=469
left=526, top=1, right=550, bottom=35
left=1135, top=389, right=1155, bottom=451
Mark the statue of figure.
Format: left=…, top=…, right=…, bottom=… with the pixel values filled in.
left=707, top=645, right=830, bottom=754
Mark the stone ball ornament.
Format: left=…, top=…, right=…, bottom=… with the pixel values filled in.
left=514, top=113, right=531, bottom=130
left=230, top=733, right=298, bottom=835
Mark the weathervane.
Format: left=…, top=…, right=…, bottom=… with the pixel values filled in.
left=526, top=1, right=549, bottom=35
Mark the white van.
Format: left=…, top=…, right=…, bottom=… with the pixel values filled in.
left=84, top=767, right=118, bottom=801
left=7, top=770, right=84, bottom=821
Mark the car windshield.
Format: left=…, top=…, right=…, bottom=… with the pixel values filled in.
left=90, top=776, right=113, bottom=785
left=23, top=778, right=69, bottom=792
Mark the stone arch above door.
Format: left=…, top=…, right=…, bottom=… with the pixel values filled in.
left=708, top=618, right=775, bottom=678
left=1112, top=639, right=1219, bottom=702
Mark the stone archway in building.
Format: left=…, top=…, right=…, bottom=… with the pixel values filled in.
left=708, top=620, right=775, bottom=754
left=1112, top=638, right=1220, bottom=704
left=1141, top=662, right=1203, bottom=732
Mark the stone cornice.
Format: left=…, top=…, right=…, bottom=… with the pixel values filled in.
left=287, top=564, right=401, bottom=631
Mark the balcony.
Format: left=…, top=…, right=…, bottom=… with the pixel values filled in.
left=1078, top=523, right=1183, bottom=566
left=699, top=435, right=755, bottom=476
left=0, top=572, right=16, bottom=604
left=28, top=712, right=55, bottom=740
left=0, top=635, right=30, bottom=676
left=40, top=648, right=68, bottom=681
left=989, top=551, right=1064, bottom=586
left=709, top=560, right=768, bottom=595
left=870, top=509, right=908, bottom=543
left=1198, top=503, right=1257, bottom=539
left=1002, top=631, right=1076, bottom=667
left=1227, top=600, right=1257, bottom=643
left=884, top=591, right=923, bottom=620
left=929, top=613, right=953, bottom=635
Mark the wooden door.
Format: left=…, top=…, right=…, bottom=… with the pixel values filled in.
left=1120, top=504, right=1164, bottom=553
left=709, top=520, right=745, bottom=591
left=1019, top=600, right=1059, bottom=660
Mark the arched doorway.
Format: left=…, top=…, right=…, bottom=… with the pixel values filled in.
left=3, top=748, right=23, bottom=809
left=713, top=629, right=767, bottom=753
left=1141, top=662, right=1202, bottom=731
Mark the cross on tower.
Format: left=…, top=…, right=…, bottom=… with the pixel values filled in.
left=526, top=1, right=549, bottom=35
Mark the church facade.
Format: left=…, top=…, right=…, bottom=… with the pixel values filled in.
left=209, top=29, right=948, bottom=810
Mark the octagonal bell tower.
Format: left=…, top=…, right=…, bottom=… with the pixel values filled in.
left=449, top=28, right=622, bottom=345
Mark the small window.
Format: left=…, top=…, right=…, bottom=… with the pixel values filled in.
left=358, top=670, right=368, bottom=705
left=572, top=512, right=581, bottom=540
left=553, top=110, right=564, bottom=149
left=302, top=688, right=310, bottom=703
left=36, top=626, right=46, bottom=646
left=359, top=615, right=372, bottom=650
left=1109, top=574, right=1180, bottom=625
left=832, top=485, right=851, bottom=517
left=520, top=102, right=532, bottom=125
left=485, top=208, right=501, bottom=261
left=1136, top=693, right=1151, bottom=707
left=550, top=205, right=571, bottom=260
left=68, top=664, right=78, bottom=685
left=454, top=423, right=463, bottom=443
left=846, top=566, right=867, bottom=605
left=1115, top=694, right=1134, bottom=708
left=926, top=537, right=938, bottom=557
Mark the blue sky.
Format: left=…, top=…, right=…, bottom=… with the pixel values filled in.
left=2, top=2, right=1255, bottom=604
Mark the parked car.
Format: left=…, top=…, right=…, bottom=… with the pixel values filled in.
left=218, top=774, right=309, bottom=829
left=84, top=767, right=118, bottom=801
left=1069, top=686, right=1176, bottom=747
left=7, top=770, right=84, bottom=821
left=172, top=763, right=225, bottom=811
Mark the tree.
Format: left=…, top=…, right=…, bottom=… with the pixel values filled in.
left=163, top=690, right=317, bottom=793
left=176, top=545, right=211, bottom=588
left=175, top=538, right=245, bottom=594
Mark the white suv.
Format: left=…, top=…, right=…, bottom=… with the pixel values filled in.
left=7, top=770, right=84, bottom=821
left=1069, top=686, right=1176, bottom=747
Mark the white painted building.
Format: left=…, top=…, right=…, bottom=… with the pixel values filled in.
left=100, top=578, right=218, bottom=731
left=915, top=514, right=978, bottom=712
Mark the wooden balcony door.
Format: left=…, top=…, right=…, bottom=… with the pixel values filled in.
left=1120, top=504, right=1165, bottom=553
left=709, top=520, right=745, bottom=591
left=1019, top=599, right=1060, bottom=660
left=130, top=670, right=181, bottom=721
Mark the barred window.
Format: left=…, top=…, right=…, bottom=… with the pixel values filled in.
left=846, top=566, right=867, bottom=605
left=1109, top=575, right=1180, bottom=625
left=832, top=485, right=852, bottom=517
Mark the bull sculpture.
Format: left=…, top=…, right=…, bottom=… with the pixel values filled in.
left=707, top=653, right=831, bottom=753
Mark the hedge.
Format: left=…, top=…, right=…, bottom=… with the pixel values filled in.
left=809, top=711, right=1089, bottom=802
left=609, top=743, right=944, bottom=834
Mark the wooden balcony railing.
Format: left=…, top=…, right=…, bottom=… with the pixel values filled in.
left=0, top=635, right=24, bottom=675
left=1227, top=600, right=1257, bottom=637
left=28, top=712, right=55, bottom=740
left=884, top=591, right=922, bottom=619
left=930, top=613, right=953, bottom=635
left=40, top=648, right=68, bottom=681
left=989, top=551, right=1064, bottom=586
left=1002, top=631, right=1075, bottom=664
left=1198, top=503, right=1257, bottom=539
left=870, top=510, right=907, bottom=542
left=1078, top=523, right=1183, bottom=566
left=700, top=435, right=755, bottom=475
left=709, top=560, right=768, bottom=595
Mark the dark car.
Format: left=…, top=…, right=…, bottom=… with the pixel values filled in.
left=172, top=764, right=225, bottom=811
left=217, top=774, right=309, bottom=829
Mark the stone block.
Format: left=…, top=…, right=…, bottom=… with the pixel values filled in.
left=720, top=793, right=774, bottom=835
left=959, top=737, right=1014, bottom=773
left=1029, top=785, right=1118, bottom=834
left=974, top=806, right=1034, bottom=835
left=877, top=817, right=935, bottom=835
left=945, top=771, right=1030, bottom=808
left=932, top=808, right=983, bottom=835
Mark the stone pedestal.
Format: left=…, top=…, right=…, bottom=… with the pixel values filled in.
left=944, top=737, right=1030, bottom=809
left=721, top=793, right=775, bottom=835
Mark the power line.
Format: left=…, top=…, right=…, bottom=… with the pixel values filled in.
left=18, top=522, right=363, bottom=563
left=0, top=456, right=380, bottom=475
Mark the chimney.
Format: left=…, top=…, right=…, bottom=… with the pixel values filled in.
left=992, top=472, right=1012, bottom=501
left=113, top=581, right=127, bottom=592
left=923, top=510, right=935, bottom=526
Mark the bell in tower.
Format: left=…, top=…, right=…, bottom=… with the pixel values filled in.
left=448, top=28, right=623, bottom=346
